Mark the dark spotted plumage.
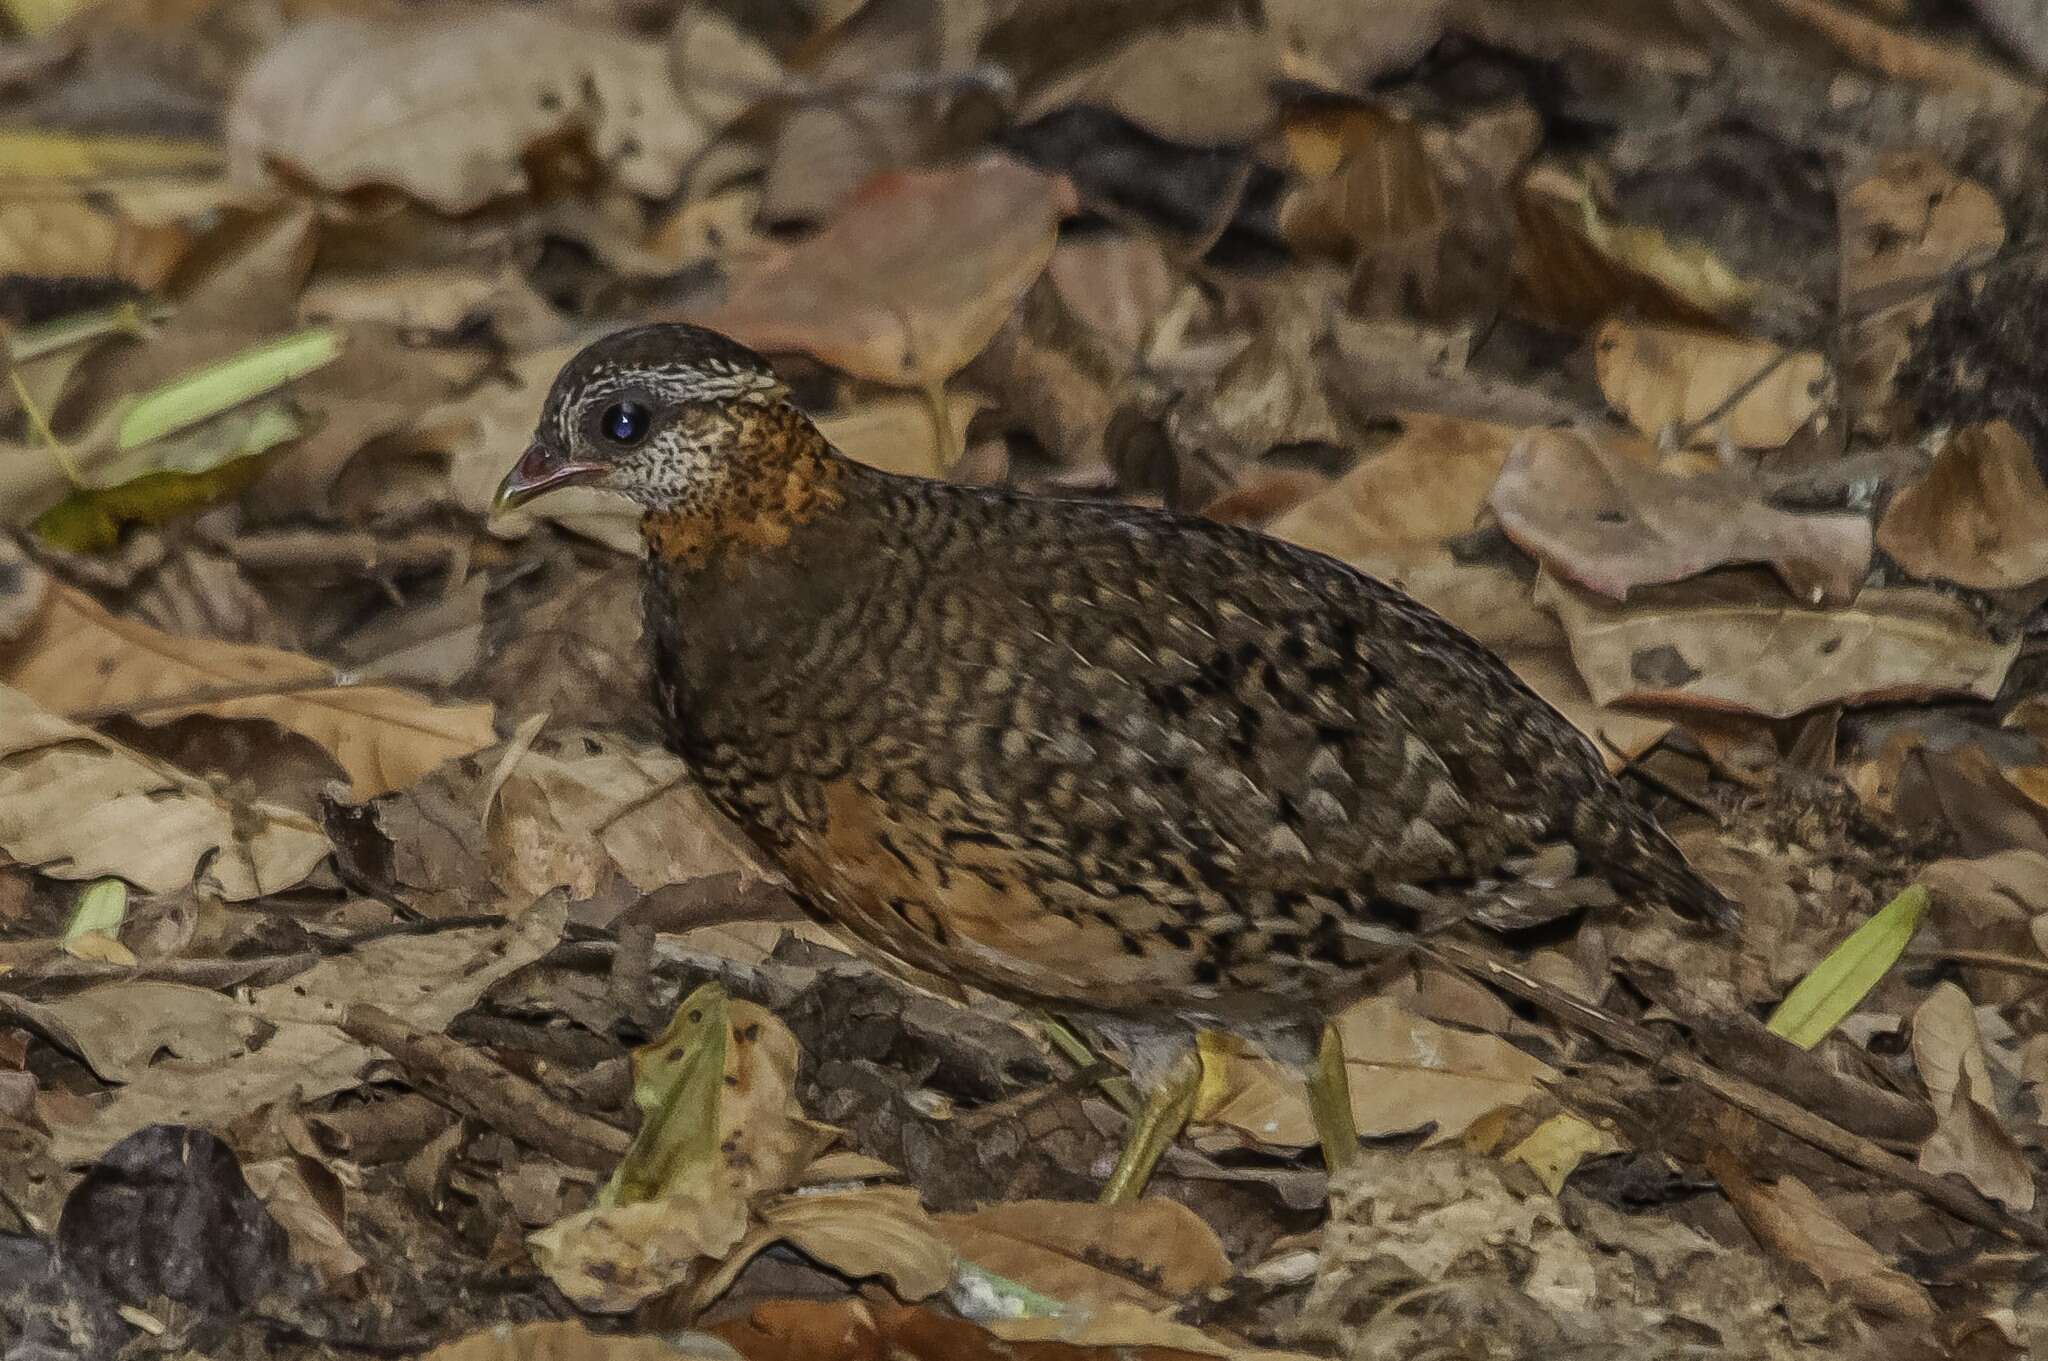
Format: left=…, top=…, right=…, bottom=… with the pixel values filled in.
left=503, top=324, right=1736, bottom=1036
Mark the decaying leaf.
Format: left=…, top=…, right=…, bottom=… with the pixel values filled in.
left=701, top=156, right=1077, bottom=388
left=1492, top=427, right=1871, bottom=604
left=47, top=896, right=566, bottom=1164
left=1839, top=153, right=2005, bottom=435
left=1876, top=422, right=2048, bottom=590
left=1535, top=572, right=2022, bottom=719
left=227, top=8, right=727, bottom=212
left=1911, top=982, right=2035, bottom=1210
left=1513, top=163, right=1758, bottom=332
left=1, top=583, right=496, bottom=798
left=1505, top=1113, right=1625, bottom=1195
left=0, top=683, right=329, bottom=899
left=1593, top=321, right=1831, bottom=449
left=935, top=1198, right=1229, bottom=1309
left=1711, top=1154, right=1934, bottom=1320
left=1192, top=995, right=1558, bottom=1151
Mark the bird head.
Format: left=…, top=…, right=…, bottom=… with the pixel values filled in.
left=493, top=323, right=791, bottom=515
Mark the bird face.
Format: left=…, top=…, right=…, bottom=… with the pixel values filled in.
left=493, top=324, right=786, bottom=514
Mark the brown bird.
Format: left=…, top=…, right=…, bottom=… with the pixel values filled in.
left=496, top=323, right=1735, bottom=1197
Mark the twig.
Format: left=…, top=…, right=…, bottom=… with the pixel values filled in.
left=1905, top=947, right=2048, bottom=980
left=341, top=1003, right=630, bottom=1172
left=1668, top=343, right=1799, bottom=448
left=1601, top=735, right=1726, bottom=827
left=1425, top=939, right=2048, bottom=1248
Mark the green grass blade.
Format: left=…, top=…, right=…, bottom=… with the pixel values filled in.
left=1766, top=885, right=1930, bottom=1049
left=117, top=325, right=342, bottom=450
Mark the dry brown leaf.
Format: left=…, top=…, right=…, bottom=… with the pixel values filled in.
left=742, top=1186, right=954, bottom=1301
left=1264, top=0, right=1447, bottom=86
left=226, top=8, right=726, bottom=212
left=0, top=683, right=329, bottom=899
left=1535, top=572, right=2021, bottom=719
left=1, top=584, right=495, bottom=798
left=0, top=981, right=260, bottom=1084
left=1911, top=982, right=2036, bottom=1210
left=47, top=896, right=565, bottom=1163
left=1192, top=995, right=1558, bottom=1151
left=1772, top=0, right=2044, bottom=117
left=1268, top=412, right=1518, bottom=559
left=0, top=192, right=187, bottom=285
left=1492, top=427, right=1871, bottom=604
left=1504, top=647, right=1672, bottom=770
left=1593, top=321, right=1832, bottom=449
left=1046, top=232, right=1179, bottom=356
left=1513, top=163, right=1758, bottom=333
left=1020, top=23, right=1297, bottom=145
left=699, top=156, right=1077, bottom=388
left=817, top=393, right=984, bottom=479
left=242, top=1158, right=369, bottom=1288
left=1322, top=314, right=1579, bottom=429
left=1711, top=1154, right=1934, bottom=1320
left=935, top=1198, right=1229, bottom=1308
left=1278, top=104, right=1445, bottom=258
left=1839, top=153, right=2005, bottom=435
left=1876, top=422, right=2048, bottom=590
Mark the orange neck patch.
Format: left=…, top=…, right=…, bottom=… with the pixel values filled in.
left=640, top=405, right=847, bottom=570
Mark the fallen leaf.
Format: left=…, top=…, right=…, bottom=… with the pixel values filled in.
left=740, top=1186, right=954, bottom=1302
left=1046, top=232, right=1179, bottom=355
left=1876, top=422, right=2048, bottom=589
left=1535, top=571, right=2021, bottom=718
left=227, top=8, right=724, bottom=212
left=1020, top=23, right=1295, bottom=145
left=242, top=1158, right=368, bottom=1288
left=1911, top=982, right=2036, bottom=1210
left=935, top=1198, right=1229, bottom=1308
left=0, top=683, right=329, bottom=899
left=1839, top=153, right=2005, bottom=435
left=419, top=1321, right=735, bottom=1360
left=1593, top=321, right=1831, bottom=449
left=1505, top=1113, right=1625, bottom=1195
left=2, top=583, right=496, bottom=798
left=1192, top=995, right=1559, bottom=1151
left=817, top=393, right=984, bottom=479
left=0, top=981, right=261, bottom=1084
left=46, top=896, right=565, bottom=1163
left=1491, top=426, right=1871, bottom=604
left=700, top=156, right=1077, bottom=388
left=1278, top=104, right=1445, bottom=259
left=1711, top=1153, right=1934, bottom=1320
left=1513, top=162, right=1758, bottom=332
left=1267, top=413, right=1519, bottom=561
left=711, top=1297, right=1241, bottom=1361
left=0, top=192, right=187, bottom=285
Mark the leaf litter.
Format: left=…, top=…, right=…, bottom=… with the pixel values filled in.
left=3, top=2, right=2048, bottom=1359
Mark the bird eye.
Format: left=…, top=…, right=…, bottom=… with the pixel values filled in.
left=597, top=400, right=650, bottom=446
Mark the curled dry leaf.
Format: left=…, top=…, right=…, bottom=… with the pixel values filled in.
left=1191, top=995, right=1558, bottom=1151
left=48, top=896, right=566, bottom=1163
left=1876, top=422, right=2048, bottom=590
left=1513, top=163, right=1758, bottom=333
left=0, top=683, right=329, bottom=899
left=1839, top=153, right=2005, bottom=436
left=935, top=1198, right=1229, bottom=1309
left=1491, top=426, right=1872, bottom=604
left=1266, top=413, right=1557, bottom=649
left=1710, top=1154, right=1934, bottom=1320
left=1911, top=982, right=2035, bottom=1210
left=1, top=583, right=496, bottom=798
left=227, top=8, right=719, bottom=212
left=699, top=156, right=1077, bottom=388
left=1535, top=572, right=2021, bottom=719
left=1593, top=320, right=1831, bottom=449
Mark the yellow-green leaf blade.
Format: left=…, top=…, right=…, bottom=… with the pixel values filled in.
left=1767, top=885, right=1930, bottom=1049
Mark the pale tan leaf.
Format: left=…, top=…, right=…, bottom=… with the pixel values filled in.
left=1536, top=571, right=2021, bottom=719
left=419, top=1320, right=743, bottom=1361
left=1877, top=422, right=2048, bottom=590
left=0, top=684, right=329, bottom=899
left=48, top=896, right=565, bottom=1163
left=1, top=584, right=496, bottom=798
left=227, top=9, right=721, bottom=212
left=1020, top=24, right=1294, bottom=145
left=757, top=1186, right=954, bottom=1300
left=701, top=156, right=1077, bottom=387
left=935, top=1198, right=1229, bottom=1308
left=1912, top=982, right=2036, bottom=1210
left=1492, top=426, right=1871, bottom=604
left=1839, top=153, right=2005, bottom=435
left=1593, top=321, right=1831, bottom=449
left=1192, top=996, right=1558, bottom=1151
left=818, top=393, right=984, bottom=479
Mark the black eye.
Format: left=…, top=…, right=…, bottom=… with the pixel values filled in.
left=598, top=400, right=650, bottom=446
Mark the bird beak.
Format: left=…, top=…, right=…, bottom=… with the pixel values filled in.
left=493, top=443, right=606, bottom=513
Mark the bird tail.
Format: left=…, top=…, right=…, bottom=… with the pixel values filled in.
left=1574, top=802, right=1741, bottom=930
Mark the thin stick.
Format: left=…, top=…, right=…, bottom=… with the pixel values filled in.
left=1425, top=939, right=2048, bottom=1249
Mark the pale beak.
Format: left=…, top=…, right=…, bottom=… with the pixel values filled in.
left=493, top=442, right=606, bottom=513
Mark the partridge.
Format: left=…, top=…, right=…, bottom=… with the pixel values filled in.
left=496, top=323, right=1736, bottom=1196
